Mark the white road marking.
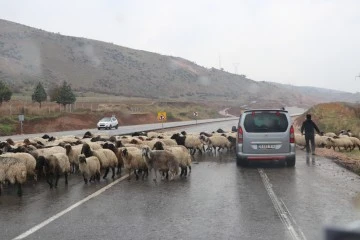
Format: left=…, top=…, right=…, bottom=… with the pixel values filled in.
left=258, top=168, right=307, bottom=240
left=12, top=174, right=129, bottom=240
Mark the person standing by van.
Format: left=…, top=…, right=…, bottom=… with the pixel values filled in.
left=301, top=114, right=321, bottom=155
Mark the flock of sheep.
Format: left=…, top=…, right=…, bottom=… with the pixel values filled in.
left=295, top=131, right=360, bottom=151
left=0, top=128, right=237, bottom=196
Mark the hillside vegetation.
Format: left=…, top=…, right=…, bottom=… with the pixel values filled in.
left=1, top=19, right=357, bottom=108
left=294, top=102, right=360, bottom=137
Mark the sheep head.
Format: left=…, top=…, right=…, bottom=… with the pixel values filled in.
left=81, top=143, right=92, bottom=157
left=36, top=156, right=46, bottom=171
left=42, top=134, right=50, bottom=139
left=116, top=140, right=124, bottom=148
left=121, top=149, right=128, bottom=158
left=130, top=139, right=139, bottom=144
left=109, top=136, right=116, bottom=143
left=78, top=154, right=87, bottom=164
left=6, top=138, right=15, bottom=146
left=141, top=147, right=151, bottom=159
left=153, top=141, right=164, bottom=150
left=23, top=138, right=31, bottom=145
left=64, top=144, right=72, bottom=155
left=83, top=131, right=93, bottom=139
left=170, top=133, right=180, bottom=140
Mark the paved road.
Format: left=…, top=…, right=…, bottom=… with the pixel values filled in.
left=3, top=117, right=237, bottom=141
left=1, top=120, right=360, bottom=240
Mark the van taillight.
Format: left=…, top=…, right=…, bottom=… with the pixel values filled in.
left=238, top=126, right=243, bottom=143
left=290, top=125, right=295, bottom=143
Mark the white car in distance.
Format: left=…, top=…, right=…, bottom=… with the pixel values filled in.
left=97, top=116, right=118, bottom=130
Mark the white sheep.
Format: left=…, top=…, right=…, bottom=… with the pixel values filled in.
left=142, top=147, right=179, bottom=181
left=1, top=152, right=37, bottom=181
left=147, top=131, right=162, bottom=138
left=0, top=156, right=27, bottom=196
left=81, top=143, right=116, bottom=179
left=204, top=135, right=232, bottom=152
left=152, top=141, right=191, bottom=177
left=64, top=144, right=83, bottom=173
left=171, top=133, right=204, bottom=155
left=102, top=143, right=124, bottom=175
left=120, top=147, right=148, bottom=180
left=37, top=152, right=70, bottom=189
left=349, top=137, right=360, bottom=150
left=159, top=138, right=178, bottom=146
left=325, top=137, right=353, bottom=151
left=295, top=134, right=306, bottom=148
left=30, top=146, right=66, bottom=160
left=78, top=154, right=101, bottom=184
left=324, top=132, right=337, bottom=138
left=314, top=135, right=327, bottom=148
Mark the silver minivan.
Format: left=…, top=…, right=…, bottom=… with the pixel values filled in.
left=236, top=109, right=296, bottom=167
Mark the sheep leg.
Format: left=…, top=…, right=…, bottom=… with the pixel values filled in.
left=188, top=165, right=191, bottom=174
left=153, top=168, right=157, bottom=182
left=142, top=169, right=148, bottom=180
left=111, top=167, right=115, bottom=179
left=184, top=166, right=188, bottom=176
left=103, top=168, right=110, bottom=179
left=46, top=174, right=54, bottom=189
left=180, top=167, right=184, bottom=177
left=17, top=183, right=22, bottom=197
left=190, top=148, right=195, bottom=155
left=83, top=173, right=88, bottom=184
left=64, top=173, right=68, bottom=185
left=134, top=169, right=139, bottom=180
left=55, top=173, right=60, bottom=188
left=117, top=164, right=121, bottom=175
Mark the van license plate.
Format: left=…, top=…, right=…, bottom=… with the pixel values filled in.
left=258, top=144, right=276, bottom=149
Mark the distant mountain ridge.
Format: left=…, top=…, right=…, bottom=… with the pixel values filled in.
left=0, top=18, right=358, bottom=107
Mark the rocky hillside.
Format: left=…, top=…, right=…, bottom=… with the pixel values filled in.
left=0, top=19, right=358, bottom=107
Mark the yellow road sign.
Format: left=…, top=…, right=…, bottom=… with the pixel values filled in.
left=157, top=112, right=167, bottom=121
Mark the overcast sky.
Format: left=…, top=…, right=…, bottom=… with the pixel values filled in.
left=1, top=0, right=360, bottom=93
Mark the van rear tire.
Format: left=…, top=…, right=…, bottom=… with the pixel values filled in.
left=286, top=156, right=296, bottom=167
left=236, top=156, right=248, bottom=167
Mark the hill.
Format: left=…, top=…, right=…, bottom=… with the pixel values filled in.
left=293, top=102, right=360, bottom=136
left=0, top=18, right=359, bottom=107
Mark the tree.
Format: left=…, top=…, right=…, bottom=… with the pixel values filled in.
left=49, top=85, right=61, bottom=102
left=32, top=82, right=47, bottom=108
left=54, top=81, right=76, bottom=108
left=0, top=80, right=12, bottom=106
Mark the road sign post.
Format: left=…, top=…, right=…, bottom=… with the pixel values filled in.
left=193, top=111, right=198, bottom=124
left=157, top=112, right=167, bottom=129
left=18, top=114, right=24, bottom=134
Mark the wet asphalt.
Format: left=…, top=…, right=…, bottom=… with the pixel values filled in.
left=1, top=120, right=360, bottom=240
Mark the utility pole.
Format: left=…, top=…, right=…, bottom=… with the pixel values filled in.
left=233, top=63, right=240, bottom=75
left=218, top=54, right=222, bottom=70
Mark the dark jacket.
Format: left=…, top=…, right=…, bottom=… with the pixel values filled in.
left=301, top=119, right=320, bottom=136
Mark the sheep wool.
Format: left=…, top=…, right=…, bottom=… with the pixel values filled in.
left=78, top=154, right=101, bottom=183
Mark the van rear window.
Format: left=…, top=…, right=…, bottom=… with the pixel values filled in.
left=244, top=112, right=288, bottom=132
